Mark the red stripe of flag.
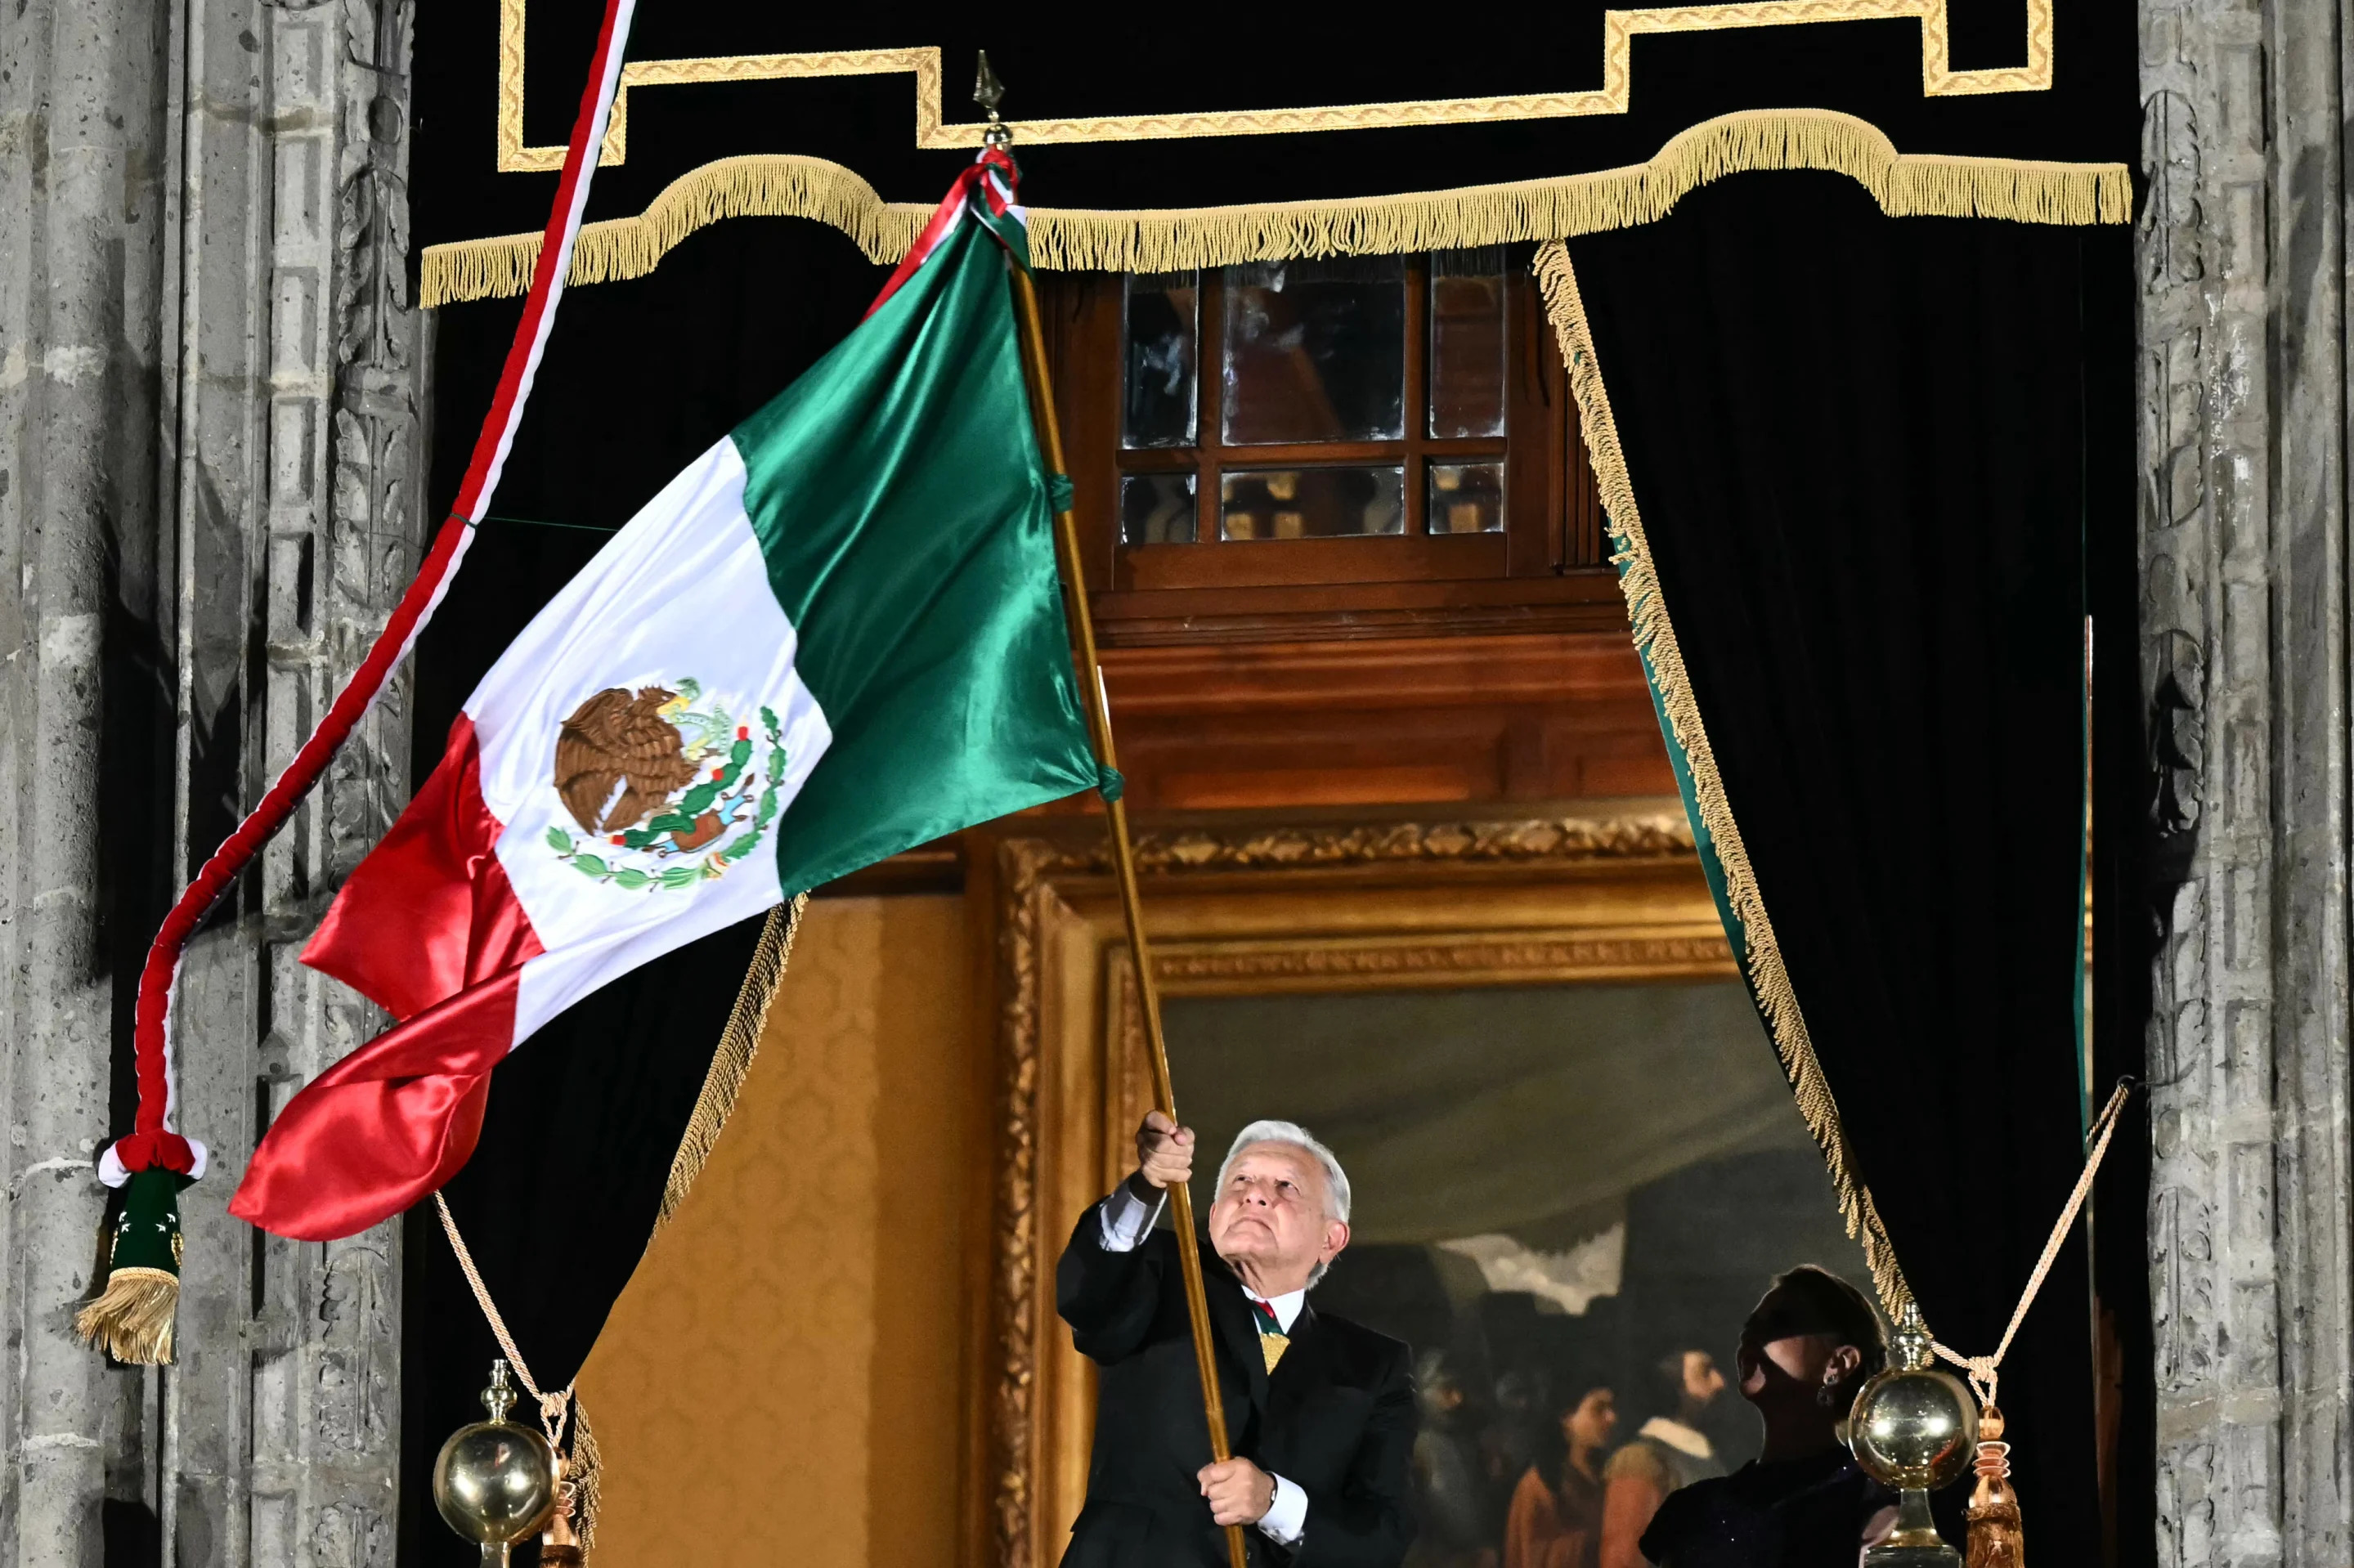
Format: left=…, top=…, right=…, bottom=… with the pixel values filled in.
left=232, top=718, right=544, bottom=1240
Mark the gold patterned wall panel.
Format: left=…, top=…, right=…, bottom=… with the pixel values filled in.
left=581, top=894, right=975, bottom=1568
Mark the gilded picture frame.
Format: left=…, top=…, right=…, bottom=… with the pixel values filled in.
left=971, top=803, right=1743, bottom=1568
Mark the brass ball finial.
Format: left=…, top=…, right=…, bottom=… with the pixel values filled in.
left=1849, top=1304, right=1977, bottom=1565
left=431, top=1360, right=560, bottom=1566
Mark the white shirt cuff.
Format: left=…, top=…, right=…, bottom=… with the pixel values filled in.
left=1096, top=1178, right=1167, bottom=1251
left=1258, top=1473, right=1307, bottom=1547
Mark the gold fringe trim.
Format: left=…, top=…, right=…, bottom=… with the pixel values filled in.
left=74, top=1266, right=180, bottom=1365
left=656, top=894, right=807, bottom=1226
left=569, top=1396, right=605, bottom=1560
left=421, top=110, right=2130, bottom=308
left=1533, top=237, right=1917, bottom=1320
left=423, top=159, right=929, bottom=310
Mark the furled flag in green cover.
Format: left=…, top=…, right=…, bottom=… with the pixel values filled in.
left=231, top=149, right=1098, bottom=1241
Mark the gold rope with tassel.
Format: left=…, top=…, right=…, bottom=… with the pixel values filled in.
left=433, top=1193, right=599, bottom=1553
left=1927, top=1078, right=2132, bottom=1568
left=74, top=1165, right=190, bottom=1364
left=536, top=1392, right=603, bottom=1564
left=567, top=1397, right=605, bottom=1559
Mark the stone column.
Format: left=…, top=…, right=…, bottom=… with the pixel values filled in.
left=1, top=0, right=423, bottom=1562
left=0, top=0, right=174, bottom=1562
left=2138, top=0, right=2354, bottom=1563
left=163, top=0, right=422, bottom=1562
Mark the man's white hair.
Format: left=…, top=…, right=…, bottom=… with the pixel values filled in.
left=1217, top=1120, right=1352, bottom=1225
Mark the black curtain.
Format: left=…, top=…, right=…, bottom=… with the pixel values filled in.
left=1564, top=172, right=2131, bottom=1559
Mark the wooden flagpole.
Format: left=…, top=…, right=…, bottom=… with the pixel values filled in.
left=1004, top=213, right=1253, bottom=1568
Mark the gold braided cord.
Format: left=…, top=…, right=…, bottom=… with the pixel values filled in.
left=433, top=1191, right=568, bottom=1421
left=1930, top=1080, right=2132, bottom=1410
left=433, top=1194, right=606, bottom=1556
left=423, top=110, right=2129, bottom=307
left=658, top=894, right=806, bottom=1225
left=1531, top=237, right=1916, bottom=1319
left=495, top=0, right=2054, bottom=172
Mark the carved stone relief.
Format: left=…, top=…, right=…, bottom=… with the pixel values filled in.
left=166, top=0, right=423, bottom=1562
left=2138, top=3, right=2353, bottom=1564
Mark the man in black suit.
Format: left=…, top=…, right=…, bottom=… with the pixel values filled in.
left=1056, top=1110, right=1417, bottom=1567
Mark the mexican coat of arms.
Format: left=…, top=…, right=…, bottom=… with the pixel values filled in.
left=543, top=679, right=784, bottom=891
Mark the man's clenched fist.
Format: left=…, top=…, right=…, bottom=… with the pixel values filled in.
left=1137, top=1109, right=1195, bottom=1190
left=1197, top=1457, right=1275, bottom=1526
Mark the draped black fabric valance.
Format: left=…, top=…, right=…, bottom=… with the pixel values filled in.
left=411, top=0, right=2134, bottom=304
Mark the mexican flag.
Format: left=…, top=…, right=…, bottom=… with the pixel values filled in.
left=231, top=152, right=1098, bottom=1241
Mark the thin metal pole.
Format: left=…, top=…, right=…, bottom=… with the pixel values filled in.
left=1007, top=260, right=1252, bottom=1568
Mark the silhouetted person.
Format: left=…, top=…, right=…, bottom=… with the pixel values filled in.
left=1504, top=1379, right=1618, bottom=1568
left=1638, top=1266, right=1897, bottom=1566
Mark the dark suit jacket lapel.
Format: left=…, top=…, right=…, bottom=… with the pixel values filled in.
left=1203, top=1252, right=1271, bottom=1416
left=1262, top=1301, right=1332, bottom=1432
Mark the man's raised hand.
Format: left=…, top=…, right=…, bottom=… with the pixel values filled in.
left=1136, top=1109, right=1195, bottom=1190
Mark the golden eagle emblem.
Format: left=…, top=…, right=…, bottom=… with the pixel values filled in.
left=542, top=682, right=789, bottom=894
left=554, top=687, right=702, bottom=834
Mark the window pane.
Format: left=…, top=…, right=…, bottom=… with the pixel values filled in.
left=1220, top=467, right=1405, bottom=540
left=1121, top=472, right=1197, bottom=544
left=1123, top=274, right=1199, bottom=450
left=1428, top=461, right=1505, bottom=534
left=1429, top=249, right=1505, bottom=439
left=1222, top=258, right=1406, bottom=446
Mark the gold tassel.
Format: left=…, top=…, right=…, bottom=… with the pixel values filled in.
left=540, top=1452, right=584, bottom=1568
left=74, top=1266, right=180, bottom=1364
left=1966, top=1404, right=2023, bottom=1568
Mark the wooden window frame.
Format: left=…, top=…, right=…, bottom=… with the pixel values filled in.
left=1041, top=258, right=1612, bottom=645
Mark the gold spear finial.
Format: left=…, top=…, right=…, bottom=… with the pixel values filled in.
left=974, top=50, right=1011, bottom=148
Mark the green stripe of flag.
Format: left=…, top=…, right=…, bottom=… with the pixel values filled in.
left=734, top=216, right=1097, bottom=896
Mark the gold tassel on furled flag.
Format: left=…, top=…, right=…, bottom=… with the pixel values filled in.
left=1965, top=1404, right=2023, bottom=1568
